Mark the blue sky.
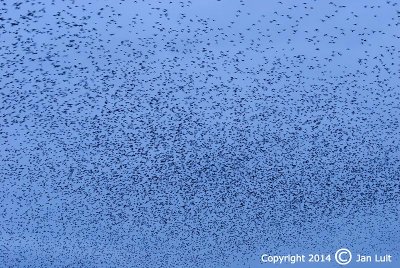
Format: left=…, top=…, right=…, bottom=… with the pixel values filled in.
left=1, top=0, right=399, bottom=267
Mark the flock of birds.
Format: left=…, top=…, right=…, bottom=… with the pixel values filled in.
left=1, top=0, right=399, bottom=267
